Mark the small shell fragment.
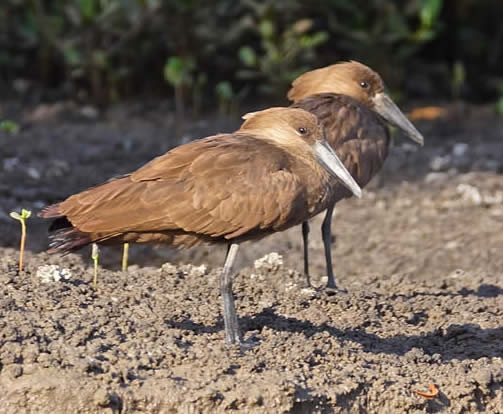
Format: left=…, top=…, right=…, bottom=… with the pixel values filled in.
left=413, top=383, right=439, bottom=399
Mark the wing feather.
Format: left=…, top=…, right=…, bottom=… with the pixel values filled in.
left=58, top=133, right=308, bottom=242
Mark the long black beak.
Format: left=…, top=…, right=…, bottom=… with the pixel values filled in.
left=314, top=141, right=362, bottom=198
left=372, top=92, right=424, bottom=146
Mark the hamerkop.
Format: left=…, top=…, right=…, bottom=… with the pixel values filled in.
left=288, top=61, right=424, bottom=290
left=39, top=107, right=361, bottom=344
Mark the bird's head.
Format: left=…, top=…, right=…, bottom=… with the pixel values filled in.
left=288, top=61, right=424, bottom=146
left=240, top=107, right=361, bottom=198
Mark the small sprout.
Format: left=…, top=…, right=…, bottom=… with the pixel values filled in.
left=413, top=383, right=439, bottom=399
left=0, top=120, right=20, bottom=135
left=91, top=243, right=99, bottom=290
left=9, top=209, right=32, bottom=272
left=122, top=243, right=129, bottom=272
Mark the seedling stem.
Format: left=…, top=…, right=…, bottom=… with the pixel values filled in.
left=91, top=243, right=99, bottom=290
left=9, top=209, right=32, bottom=272
left=122, top=243, right=129, bottom=271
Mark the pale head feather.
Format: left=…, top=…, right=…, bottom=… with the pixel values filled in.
left=239, top=107, right=323, bottom=150
left=287, top=60, right=384, bottom=106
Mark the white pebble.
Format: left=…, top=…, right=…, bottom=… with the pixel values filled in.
left=456, top=183, right=482, bottom=205
left=36, top=265, right=72, bottom=283
left=254, top=252, right=283, bottom=272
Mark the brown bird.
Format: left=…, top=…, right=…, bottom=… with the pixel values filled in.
left=39, top=107, right=361, bottom=344
left=288, top=61, right=424, bottom=290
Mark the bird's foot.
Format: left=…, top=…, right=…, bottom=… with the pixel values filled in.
left=224, top=329, right=242, bottom=346
left=322, top=285, right=348, bottom=296
left=224, top=333, right=260, bottom=352
left=300, top=276, right=348, bottom=297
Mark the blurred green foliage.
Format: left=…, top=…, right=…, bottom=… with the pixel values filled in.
left=0, top=120, right=20, bottom=134
left=164, top=55, right=195, bottom=136
left=497, top=84, right=503, bottom=116
left=0, top=0, right=501, bottom=105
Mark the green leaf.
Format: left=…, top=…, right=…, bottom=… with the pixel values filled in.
left=164, top=57, right=183, bottom=86
left=300, top=31, right=329, bottom=48
left=215, top=81, right=233, bottom=100
left=10, top=212, right=21, bottom=220
left=497, top=97, right=503, bottom=116
left=259, top=19, right=275, bottom=39
left=9, top=209, right=31, bottom=221
left=420, top=0, right=443, bottom=28
left=164, top=56, right=194, bottom=87
left=0, top=120, right=20, bottom=134
left=78, top=0, right=97, bottom=20
left=238, top=46, right=257, bottom=67
left=412, top=28, right=436, bottom=42
left=63, top=47, right=81, bottom=66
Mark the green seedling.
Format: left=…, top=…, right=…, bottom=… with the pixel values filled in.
left=91, top=243, right=99, bottom=290
left=9, top=209, right=32, bottom=272
left=122, top=243, right=129, bottom=272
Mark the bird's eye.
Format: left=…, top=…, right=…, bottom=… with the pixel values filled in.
left=360, top=81, right=369, bottom=89
left=298, top=127, right=308, bottom=135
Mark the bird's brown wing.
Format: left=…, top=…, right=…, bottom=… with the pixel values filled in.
left=59, top=134, right=307, bottom=240
left=293, top=93, right=389, bottom=188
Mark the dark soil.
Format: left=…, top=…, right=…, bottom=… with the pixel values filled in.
left=1, top=100, right=503, bottom=413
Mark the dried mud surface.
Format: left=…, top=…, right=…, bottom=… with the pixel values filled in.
left=1, top=101, right=503, bottom=413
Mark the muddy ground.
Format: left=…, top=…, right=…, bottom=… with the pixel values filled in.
left=1, top=100, right=503, bottom=413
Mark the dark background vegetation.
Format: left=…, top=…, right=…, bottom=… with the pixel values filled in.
left=0, top=0, right=502, bottom=110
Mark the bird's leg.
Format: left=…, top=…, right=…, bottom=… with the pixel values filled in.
left=321, top=204, right=337, bottom=289
left=220, top=243, right=242, bottom=344
left=302, top=221, right=312, bottom=287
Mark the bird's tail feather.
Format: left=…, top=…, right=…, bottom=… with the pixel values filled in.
left=47, top=227, right=92, bottom=254
left=38, top=203, right=62, bottom=218
left=39, top=203, right=93, bottom=254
